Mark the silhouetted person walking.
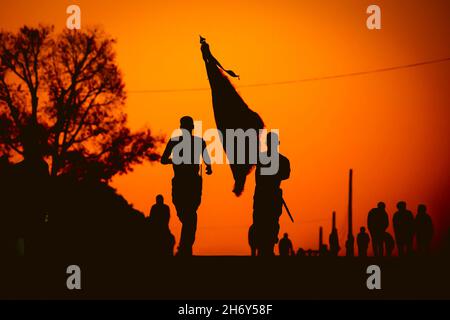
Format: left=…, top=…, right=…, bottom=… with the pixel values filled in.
left=384, top=231, right=395, bottom=257
left=161, top=116, right=212, bottom=256
left=415, top=204, right=433, bottom=255
left=279, top=233, right=294, bottom=256
left=393, top=201, right=415, bottom=256
left=357, top=227, right=370, bottom=257
left=367, top=202, right=389, bottom=257
left=251, top=132, right=290, bottom=256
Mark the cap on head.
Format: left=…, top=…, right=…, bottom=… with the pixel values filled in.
left=418, top=204, right=426, bottom=213
left=377, top=202, right=386, bottom=209
left=180, top=116, right=194, bottom=131
left=199, top=35, right=206, bottom=43
left=397, top=201, right=406, bottom=210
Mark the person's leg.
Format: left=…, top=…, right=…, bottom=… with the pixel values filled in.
left=398, top=243, right=405, bottom=256
left=176, top=207, right=188, bottom=255
left=184, top=209, right=197, bottom=255
left=371, top=233, right=378, bottom=256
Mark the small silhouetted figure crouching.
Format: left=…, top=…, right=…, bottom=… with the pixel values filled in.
left=393, top=201, right=415, bottom=256
left=278, top=233, right=294, bottom=257
left=148, top=195, right=175, bottom=256
left=415, top=204, right=433, bottom=255
left=357, top=227, right=370, bottom=257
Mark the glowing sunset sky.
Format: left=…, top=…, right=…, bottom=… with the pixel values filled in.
left=1, top=0, right=449, bottom=255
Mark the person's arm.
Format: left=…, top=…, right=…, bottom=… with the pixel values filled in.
left=202, top=139, right=212, bottom=175
left=161, top=140, right=174, bottom=165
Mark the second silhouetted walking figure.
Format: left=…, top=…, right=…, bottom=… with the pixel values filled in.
left=250, top=132, right=290, bottom=256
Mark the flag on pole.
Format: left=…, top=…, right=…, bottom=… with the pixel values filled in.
left=201, top=37, right=264, bottom=196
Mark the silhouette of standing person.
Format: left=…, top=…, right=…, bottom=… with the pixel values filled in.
left=357, top=227, right=370, bottom=257
left=148, top=195, right=175, bottom=256
left=12, top=125, right=50, bottom=258
left=278, top=233, right=294, bottom=257
left=329, top=228, right=340, bottom=257
left=161, top=116, right=212, bottom=256
left=415, top=204, right=433, bottom=255
left=367, top=202, right=389, bottom=257
left=149, top=195, right=170, bottom=227
left=393, top=201, right=415, bottom=256
left=251, top=132, right=290, bottom=256
left=384, top=231, right=395, bottom=257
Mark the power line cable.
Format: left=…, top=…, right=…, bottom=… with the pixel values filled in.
left=128, top=57, right=450, bottom=94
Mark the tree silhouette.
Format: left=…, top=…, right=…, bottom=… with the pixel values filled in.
left=0, top=26, right=160, bottom=181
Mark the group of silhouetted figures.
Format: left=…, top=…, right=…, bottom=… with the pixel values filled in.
left=363, top=201, right=433, bottom=257
left=275, top=201, right=434, bottom=258
left=0, top=121, right=445, bottom=260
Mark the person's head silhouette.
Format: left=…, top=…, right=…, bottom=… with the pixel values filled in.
left=180, top=116, right=194, bottom=134
left=283, top=233, right=288, bottom=239
left=377, top=202, right=386, bottom=210
left=418, top=204, right=426, bottom=214
left=397, top=201, right=407, bottom=211
left=156, top=194, right=164, bottom=205
left=360, top=226, right=366, bottom=233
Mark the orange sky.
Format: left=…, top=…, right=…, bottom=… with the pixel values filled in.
left=1, top=0, right=449, bottom=255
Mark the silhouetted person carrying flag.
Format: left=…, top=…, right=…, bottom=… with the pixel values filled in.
left=161, top=116, right=212, bottom=256
left=384, top=231, right=395, bottom=257
left=357, top=227, right=370, bottom=257
left=200, top=36, right=264, bottom=196
left=251, top=132, right=290, bottom=256
left=367, top=202, right=389, bottom=257
left=415, top=204, right=433, bottom=255
left=279, top=233, right=294, bottom=257
left=393, top=201, right=415, bottom=256
left=148, top=195, right=175, bottom=256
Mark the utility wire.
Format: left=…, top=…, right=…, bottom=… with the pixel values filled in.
left=128, top=57, right=450, bottom=94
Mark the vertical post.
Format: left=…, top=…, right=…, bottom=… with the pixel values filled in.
left=348, top=169, right=353, bottom=236
left=332, top=211, right=336, bottom=230
left=319, top=226, right=323, bottom=251
left=346, top=169, right=355, bottom=257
